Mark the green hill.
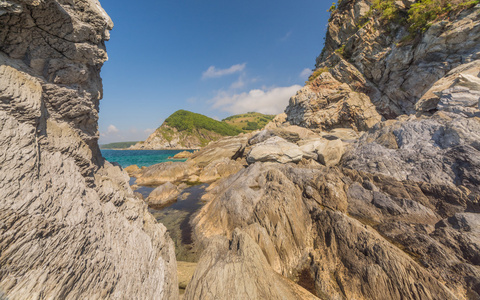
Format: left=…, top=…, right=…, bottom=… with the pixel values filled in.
left=100, top=141, right=140, bottom=149
left=223, top=112, right=275, bottom=132
left=165, top=110, right=242, bottom=136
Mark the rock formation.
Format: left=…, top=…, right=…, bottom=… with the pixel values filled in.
left=183, top=1, right=480, bottom=299
left=0, top=0, right=177, bottom=299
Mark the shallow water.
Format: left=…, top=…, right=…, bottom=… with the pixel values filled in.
left=148, top=183, right=208, bottom=262
left=101, top=149, right=191, bottom=168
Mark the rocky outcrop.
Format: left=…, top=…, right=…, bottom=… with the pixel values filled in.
left=184, top=2, right=480, bottom=299
left=190, top=161, right=479, bottom=299
left=0, top=1, right=177, bottom=299
left=184, top=229, right=319, bottom=300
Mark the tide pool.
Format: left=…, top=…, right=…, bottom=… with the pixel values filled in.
left=101, top=149, right=192, bottom=168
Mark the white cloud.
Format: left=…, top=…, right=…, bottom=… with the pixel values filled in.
left=230, top=75, right=245, bottom=89
left=107, top=124, right=119, bottom=134
left=202, top=63, right=246, bottom=79
left=300, top=68, right=312, bottom=79
left=210, top=85, right=302, bottom=115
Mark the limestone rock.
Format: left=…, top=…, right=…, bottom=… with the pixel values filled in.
left=124, top=164, right=141, bottom=176
left=343, top=113, right=480, bottom=193
left=172, top=150, right=194, bottom=159
left=286, top=72, right=382, bottom=131
left=0, top=0, right=178, bottom=299
left=191, top=161, right=479, bottom=299
left=298, top=137, right=346, bottom=167
left=248, top=126, right=316, bottom=145
left=184, top=229, right=319, bottom=300
left=246, top=137, right=305, bottom=164
left=136, top=161, right=198, bottom=186
left=146, top=182, right=181, bottom=207
left=190, top=134, right=249, bottom=168
left=198, top=158, right=244, bottom=183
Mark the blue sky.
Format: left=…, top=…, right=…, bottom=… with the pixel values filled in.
left=98, top=0, right=332, bottom=143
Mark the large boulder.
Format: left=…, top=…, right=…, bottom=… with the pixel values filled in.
left=246, top=137, right=305, bottom=164
left=146, top=182, right=181, bottom=207
left=136, top=161, right=198, bottom=186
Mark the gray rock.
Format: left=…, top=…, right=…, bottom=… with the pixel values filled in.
left=0, top=1, right=178, bottom=299
left=246, top=137, right=305, bottom=164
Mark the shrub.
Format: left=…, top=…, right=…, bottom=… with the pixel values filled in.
left=306, top=67, right=330, bottom=84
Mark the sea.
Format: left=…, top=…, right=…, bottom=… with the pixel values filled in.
left=101, top=149, right=192, bottom=168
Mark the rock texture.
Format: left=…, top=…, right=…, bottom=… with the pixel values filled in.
left=184, top=2, right=480, bottom=300
left=0, top=1, right=177, bottom=299
left=146, top=182, right=181, bottom=207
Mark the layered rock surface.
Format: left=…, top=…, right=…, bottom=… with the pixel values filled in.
left=183, top=1, right=480, bottom=299
left=0, top=1, right=177, bottom=299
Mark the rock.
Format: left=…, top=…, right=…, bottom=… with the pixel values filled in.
left=298, top=137, right=346, bottom=166
left=192, top=160, right=479, bottom=299
left=312, top=1, right=480, bottom=118
left=136, top=161, right=198, bottom=186
left=0, top=1, right=178, bottom=299
left=190, top=135, right=249, bottom=168
left=343, top=113, right=480, bottom=193
left=184, top=229, right=319, bottom=300
left=248, top=126, right=316, bottom=145
left=246, top=137, right=305, bottom=164
left=124, top=164, right=141, bottom=176
left=264, top=112, right=288, bottom=129
left=286, top=72, right=382, bottom=131
left=146, top=182, right=181, bottom=207
left=173, top=151, right=194, bottom=159
left=198, top=158, right=244, bottom=183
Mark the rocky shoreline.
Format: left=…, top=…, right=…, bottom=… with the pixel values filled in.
left=1, top=0, right=479, bottom=299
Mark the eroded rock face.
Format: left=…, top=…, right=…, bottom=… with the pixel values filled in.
left=190, top=162, right=479, bottom=299
left=0, top=1, right=178, bottom=299
left=184, top=229, right=320, bottom=300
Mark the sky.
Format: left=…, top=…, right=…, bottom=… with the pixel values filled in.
left=98, top=0, right=332, bottom=144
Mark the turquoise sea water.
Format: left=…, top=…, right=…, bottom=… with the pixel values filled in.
left=101, top=149, right=191, bottom=168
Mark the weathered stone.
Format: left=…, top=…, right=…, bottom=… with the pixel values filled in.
left=190, top=134, right=249, bottom=168
left=246, top=137, right=305, bottom=164
left=172, top=150, right=194, bottom=159
left=124, top=164, right=141, bottom=176
left=286, top=72, right=382, bottom=131
left=136, top=161, right=198, bottom=186
left=198, top=158, right=244, bottom=183
left=184, top=229, right=319, bottom=300
left=146, top=182, right=181, bottom=207
left=0, top=1, right=178, bottom=299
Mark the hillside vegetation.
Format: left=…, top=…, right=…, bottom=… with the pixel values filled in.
left=164, top=110, right=242, bottom=136
left=223, top=112, right=275, bottom=132
left=100, top=141, right=139, bottom=149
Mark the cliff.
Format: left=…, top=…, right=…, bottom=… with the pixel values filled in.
left=131, top=110, right=242, bottom=149
left=0, top=1, right=177, bottom=299
left=183, top=1, right=480, bottom=299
